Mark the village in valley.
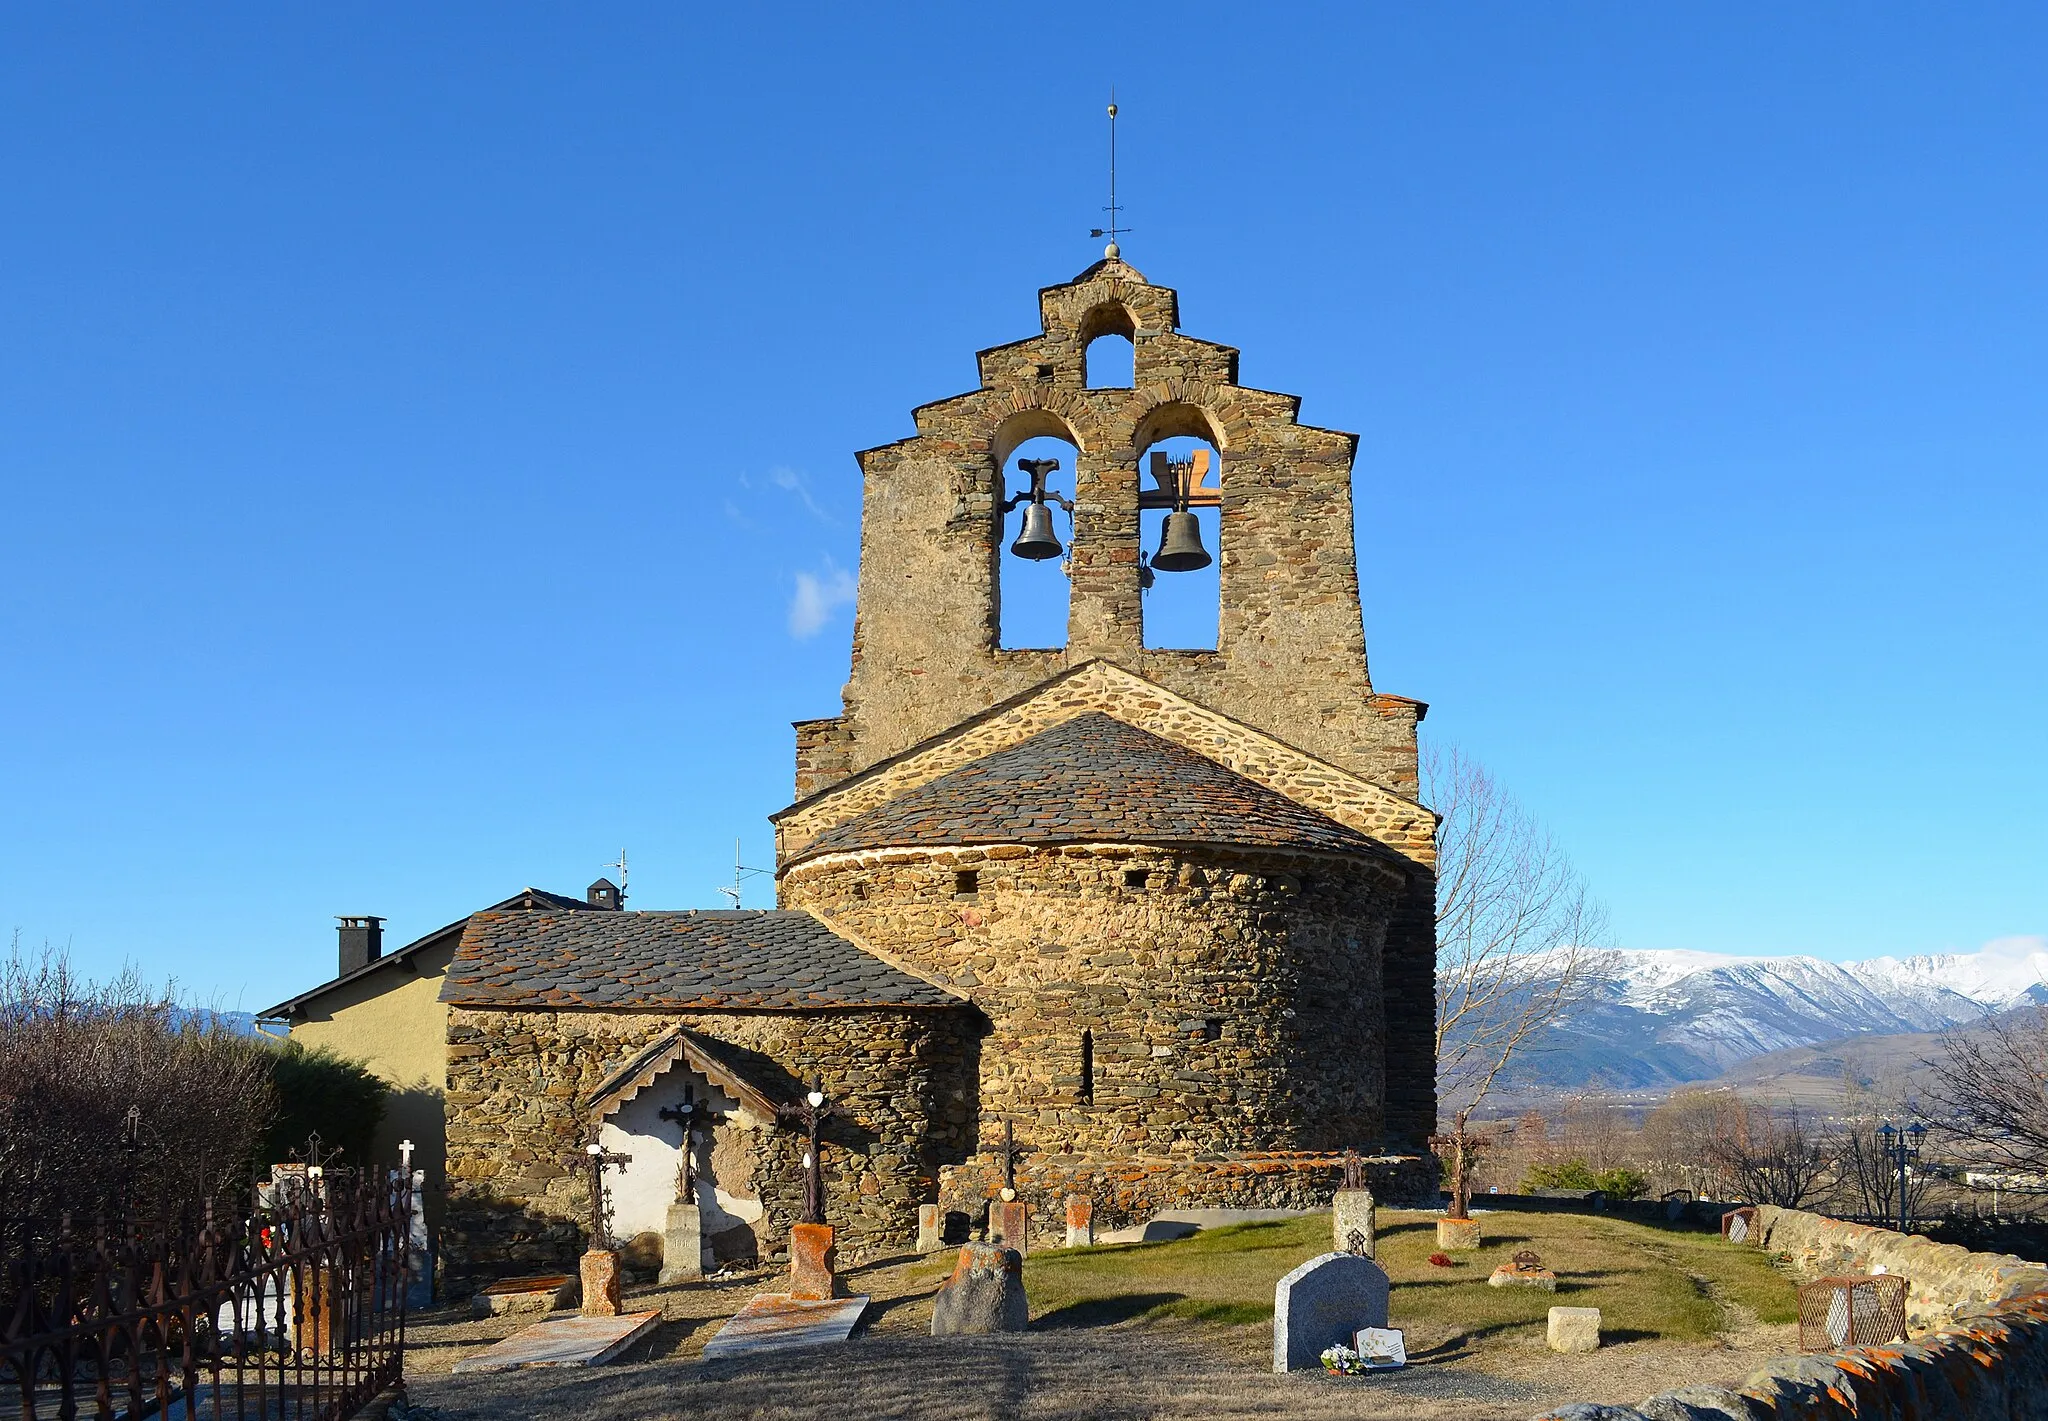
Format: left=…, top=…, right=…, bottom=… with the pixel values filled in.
left=5, top=11, right=2047, bottom=1421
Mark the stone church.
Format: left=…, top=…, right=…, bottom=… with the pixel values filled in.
left=265, top=253, right=1438, bottom=1285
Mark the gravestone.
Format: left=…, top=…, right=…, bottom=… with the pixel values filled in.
left=916, top=1204, right=942, bottom=1253
left=789, top=1222, right=839, bottom=1301
left=659, top=1203, right=704, bottom=1284
left=403, top=1167, right=432, bottom=1309
left=1272, top=1252, right=1391, bottom=1372
left=1548, top=1306, right=1601, bottom=1353
left=1332, top=1188, right=1376, bottom=1259
left=1488, top=1248, right=1558, bottom=1291
left=930, top=1244, right=1028, bottom=1336
left=991, top=1199, right=1030, bottom=1255
left=1064, top=1195, right=1094, bottom=1248
left=579, top=1248, right=623, bottom=1318
left=1437, top=1217, right=1482, bottom=1250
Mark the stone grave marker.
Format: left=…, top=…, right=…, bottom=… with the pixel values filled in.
left=1064, top=1195, right=1094, bottom=1248
left=1548, top=1306, right=1601, bottom=1353
left=931, top=1244, right=1028, bottom=1335
left=1333, top=1188, right=1376, bottom=1259
left=1488, top=1248, right=1558, bottom=1291
left=1272, top=1252, right=1390, bottom=1372
left=789, top=1222, right=840, bottom=1301
left=917, top=1204, right=942, bottom=1253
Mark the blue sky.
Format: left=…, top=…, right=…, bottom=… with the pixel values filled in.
left=2, top=4, right=2042, bottom=1008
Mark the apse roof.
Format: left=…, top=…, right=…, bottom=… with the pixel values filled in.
left=784, top=712, right=1389, bottom=866
left=440, top=909, right=959, bottom=1011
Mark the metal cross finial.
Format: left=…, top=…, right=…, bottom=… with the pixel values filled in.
left=777, top=1081, right=838, bottom=1225
left=1088, top=94, right=1131, bottom=257
left=580, top=1135, right=633, bottom=1249
left=1000, top=1119, right=1023, bottom=1193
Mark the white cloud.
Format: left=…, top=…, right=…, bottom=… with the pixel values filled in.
left=770, top=466, right=834, bottom=523
left=788, top=561, right=857, bottom=639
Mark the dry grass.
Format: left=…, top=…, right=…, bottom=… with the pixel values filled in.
left=407, top=1209, right=1801, bottom=1420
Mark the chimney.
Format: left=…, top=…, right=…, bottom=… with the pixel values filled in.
left=337, top=916, right=385, bottom=975
left=587, top=878, right=623, bottom=910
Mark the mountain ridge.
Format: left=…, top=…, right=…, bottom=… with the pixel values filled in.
left=1497, top=936, right=2048, bottom=1096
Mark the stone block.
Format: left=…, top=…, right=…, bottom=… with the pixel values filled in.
left=1438, top=1217, right=1483, bottom=1250
left=579, top=1249, right=623, bottom=1318
left=917, top=1203, right=942, bottom=1253
left=1549, top=1305, right=1601, bottom=1353
left=1333, top=1188, right=1375, bottom=1258
left=930, top=1244, right=1028, bottom=1336
left=470, top=1273, right=578, bottom=1319
left=658, top=1203, right=703, bottom=1285
left=1272, top=1251, right=1390, bottom=1372
left=1489, top=1264, right=1558, bottom=1291
left=1065, top=1195, right=1093, bottom=1248
left=991, top=1200, right=1030, bottom=1254
left=788, top=1222, right=839, bottom=1301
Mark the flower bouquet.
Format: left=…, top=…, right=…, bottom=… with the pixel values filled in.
left=1320, top=1344, right=1370, bottom=1376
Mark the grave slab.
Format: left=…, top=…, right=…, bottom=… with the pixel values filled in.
left=450, top=1309, right=662, bottom=1373
left=698, top=1293, right=870, bottom=1360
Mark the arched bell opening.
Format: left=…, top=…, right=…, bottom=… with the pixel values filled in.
left=996, top=433, right=1079, bottom=649
left=1079, top=302, right=1137, bottom=389
left=1137, top=432, right=1221, bottom=650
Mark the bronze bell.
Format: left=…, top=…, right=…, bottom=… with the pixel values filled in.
left=1011, top=501, right=1064, bottom=560
left=1152, top=510, right=1211, bottom=572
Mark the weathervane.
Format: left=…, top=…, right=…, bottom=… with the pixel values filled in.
left=1088, top=94, right=1130, bottom=257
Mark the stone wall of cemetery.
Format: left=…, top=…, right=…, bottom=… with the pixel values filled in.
left=439, top=1003, right=976, bottom=1285
left=780, top=840, right=1406, bottom=1173
left=939, top=1150, right=1439, bottom=1243
left=1537, top=1207, right=2048, bottom=1421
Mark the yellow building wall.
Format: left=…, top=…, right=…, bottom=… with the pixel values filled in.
left=286, top=935, right=456, bottom=1232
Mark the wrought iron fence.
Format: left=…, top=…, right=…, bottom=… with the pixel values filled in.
left=2, top=1167, right=411, bottom=1420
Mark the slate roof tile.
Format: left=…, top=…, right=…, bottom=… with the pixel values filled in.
left=788, top=712, right=1389, bottom=865
left=440, top=909, right=958, bottom=1011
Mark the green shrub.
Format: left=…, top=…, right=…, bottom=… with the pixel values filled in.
left=261, top=1040, right=388, bottom=1169
left=1521, top=1158, right=1649, bottom=1200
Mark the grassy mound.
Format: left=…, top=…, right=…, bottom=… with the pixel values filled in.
left=982, top=1209, right=1796, bottom=1352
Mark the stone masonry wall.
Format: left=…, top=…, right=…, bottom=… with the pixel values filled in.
left=780, top=841, right=1404, bottom=1176
left=1537, top=1207, right=2048, bottom=1421
left=440, top=1004, right=977, bottom=1286
left=804, top=257, right=1422, bottom=803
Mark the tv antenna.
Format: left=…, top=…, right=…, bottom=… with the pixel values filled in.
left=604, top=849, right=629, bottom=906
left=715, top=839, right=772, bottom=910
left=1089, top=94, right=1130, bottom=258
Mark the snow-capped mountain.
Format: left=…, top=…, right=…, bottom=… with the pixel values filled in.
left=1499, top=936, right=2048, bottom=1093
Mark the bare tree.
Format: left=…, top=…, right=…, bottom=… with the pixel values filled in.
left=1706, top=1100, right=1836, bottom=1208
left=1427, top=746, right=1610, bottom=1217
left=0, top=937, right=277, bottom=1222
left=1831, top=1074, right=1933, bottom=1225
left=1925, top=1007, right=2048, bottom=1174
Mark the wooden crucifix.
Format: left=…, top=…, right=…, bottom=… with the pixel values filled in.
left=658, top=1083, right=718, bottom=1200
